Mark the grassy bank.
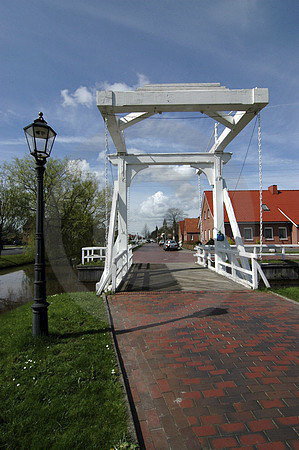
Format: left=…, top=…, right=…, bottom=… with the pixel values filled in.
left=0, top=252, right=34, bottom=269
left=0, top=292, right=137, bottom=449
left=269, top=286, right=299, bottom=303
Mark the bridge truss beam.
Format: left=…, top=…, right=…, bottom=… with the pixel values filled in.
left=95, top=83, right=269, bottom=293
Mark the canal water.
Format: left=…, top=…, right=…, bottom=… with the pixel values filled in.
left=0, top=263, right=96, bottom=313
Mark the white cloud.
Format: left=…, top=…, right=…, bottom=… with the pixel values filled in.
left=100, top=73, right=150, bottom=92
left=140, top=191, right=169, bottom=218
left=60, top=73, right=149, bottom=116
left=101, top=81, right=132, bottom=92
left=56, top=136, right=87, bottom=144
left=130, top=186, right=201, bottom=233
left=0, top=138, right=24, bottom=145
left=97, top=151, right=106, bottom=161
left=67, top=159, right=103, bottom=181
left=61, top=86, right=93, bottom=108
left=136, top=73, right=150, bottom=88
left=0, top=109, right=18, bottom=124
left=138, top=187, right=199, bottom=218
left=135, top=165, right=197, bottom=183
left=175, top=182, right=196, bottom=200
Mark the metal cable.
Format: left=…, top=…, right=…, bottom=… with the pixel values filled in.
left=104, top=116, right=109, bottom=248
left=258, top=113, right=263, bottom=259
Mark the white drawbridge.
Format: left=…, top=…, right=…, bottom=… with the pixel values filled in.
left=95, top=83, right=269, bottom=293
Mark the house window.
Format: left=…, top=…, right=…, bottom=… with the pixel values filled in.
left=190, top=235, right=194, bottom=241
left=207, top=209, right=210, bottom=218
left=279, top=227, right=287, bottom=240
left=264, top=227, right=273, bottom=240
left=204, top=211, right=206, bottom=220
left=208, top=229, right=211, bottom=240
left=204, top=230, right=206, bottom=240
left=244, top=227, right=253, bottom=241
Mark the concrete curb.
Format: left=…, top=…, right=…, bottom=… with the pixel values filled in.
left=102, top=293, right=144, bottom=449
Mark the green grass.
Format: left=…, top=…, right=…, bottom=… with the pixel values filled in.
left=0, top=253, right=34, bottom=269
left=269, top=286, right=299, bottom=303
left=0, top=292, right=137, bottom=449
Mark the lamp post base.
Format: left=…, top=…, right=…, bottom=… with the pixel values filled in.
left=32, top=302, right=49, bottom=336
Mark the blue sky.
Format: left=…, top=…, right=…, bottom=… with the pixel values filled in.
left=1, top=0, right=298, bottom=234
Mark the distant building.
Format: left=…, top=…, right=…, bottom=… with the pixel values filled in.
left=201, top=185, right=299, bottom=245
left=178, top=218, right=200, bottom=244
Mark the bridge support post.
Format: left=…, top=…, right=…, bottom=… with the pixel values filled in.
left=117, top=157, right=128, bottom=268
left=212, top=155, right=225, bottom=272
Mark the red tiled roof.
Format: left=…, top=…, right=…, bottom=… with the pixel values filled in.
left=179, top=218, right=200, bottom=233
left=184, top=218, right=200, bottom=232
left=178, top=220, right=184, bottom=233
left=204, top=187, right=299, bottom=224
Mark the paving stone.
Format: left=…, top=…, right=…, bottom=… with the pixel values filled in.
left=150, top=428, right=169, bottom=449
left=275, top=416, right=299, bottom=426
left=239, top=433, right=268, bottom=445
left=212, top=436, right=239, bottom=448
left=192, top=424, right=217, bottom=437
left=220, top=422, right=247, bottom=433
left=265, top=427, right=299, bottom=441
left=248, top=418, right=276, bottom=432
left=108, top=285, right=299, bottom=448
left=256, top=443, right=288, bottom=450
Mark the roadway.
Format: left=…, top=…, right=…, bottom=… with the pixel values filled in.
left=120, top=243, right=247, bottom=291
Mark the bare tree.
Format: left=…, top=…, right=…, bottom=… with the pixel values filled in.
left=141, top=224, right=150, bottom=239
left=164, top=208, right=186, bottom=239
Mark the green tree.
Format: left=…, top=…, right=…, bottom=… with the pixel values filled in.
left=0, top=175, right=16, bottom=253
left=3, top=156, right=110, bottom=261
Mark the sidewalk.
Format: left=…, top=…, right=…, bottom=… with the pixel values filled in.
left=108, top=290, right=299, bottom=449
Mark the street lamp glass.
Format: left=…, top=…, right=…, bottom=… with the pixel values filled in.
left=24, top=112, right=56, bottom=160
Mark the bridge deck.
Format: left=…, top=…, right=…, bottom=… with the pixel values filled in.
left=120, top=243, right=247, bottom=291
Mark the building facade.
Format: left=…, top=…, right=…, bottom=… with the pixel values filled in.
left=201, top=185, right=299, bottom=245
left=178, top=218, right=200, bottom=244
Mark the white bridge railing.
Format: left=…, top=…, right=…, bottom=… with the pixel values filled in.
left=81, top=247, right=106, bottom=264
left=96, top=245, right=133, bottom=293
left=111, top=246, right=133, bottom=292
left=234, top=244, right=299, bottom=260
left=194, top=244, right=270, bottom=289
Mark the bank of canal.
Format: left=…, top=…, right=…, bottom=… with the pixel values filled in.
left=0, top=263, right=96, bottom=313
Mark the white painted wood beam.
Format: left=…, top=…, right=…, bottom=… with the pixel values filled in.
left=96, top=180, right=119, bottom=294
left=203, top=111, right=235, bottom=129
left=108, top=152, right=232, bottom=166
left=119, top=112, right=156, bottom=130
left=97, top=87, right=269, bottom=114
left=209, top=111, right=256, bottom=153
left=105, top=113, right=127, bottom=154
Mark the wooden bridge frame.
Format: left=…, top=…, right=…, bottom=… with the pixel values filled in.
left=95, top=83, right=269, bottom=293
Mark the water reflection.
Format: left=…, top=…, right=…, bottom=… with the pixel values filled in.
left=0, top=263, right=95, bottom=313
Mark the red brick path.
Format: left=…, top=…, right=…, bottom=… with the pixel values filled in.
left=133, top=243, right=196, bottom=264
left=108, top=290, right=299, bottom=449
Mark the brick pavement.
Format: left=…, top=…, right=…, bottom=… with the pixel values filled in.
left=108, top=290, right=299, bottom=449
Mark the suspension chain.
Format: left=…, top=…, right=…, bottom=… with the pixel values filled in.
left=198, top=173, right=203, bottom=242
left=258, top=113, right=263, bottom=259
left=127, top=185, right=130, bottom=238
left=104, top=116, right=109, bottom=248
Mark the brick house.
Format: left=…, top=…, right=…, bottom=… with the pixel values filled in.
left=178, top=218, right=200, bottom=244
left=201, top=185, right=299, bottom=245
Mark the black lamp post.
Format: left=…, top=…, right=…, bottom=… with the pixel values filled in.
left=24, top=112, right=57, bottom=336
